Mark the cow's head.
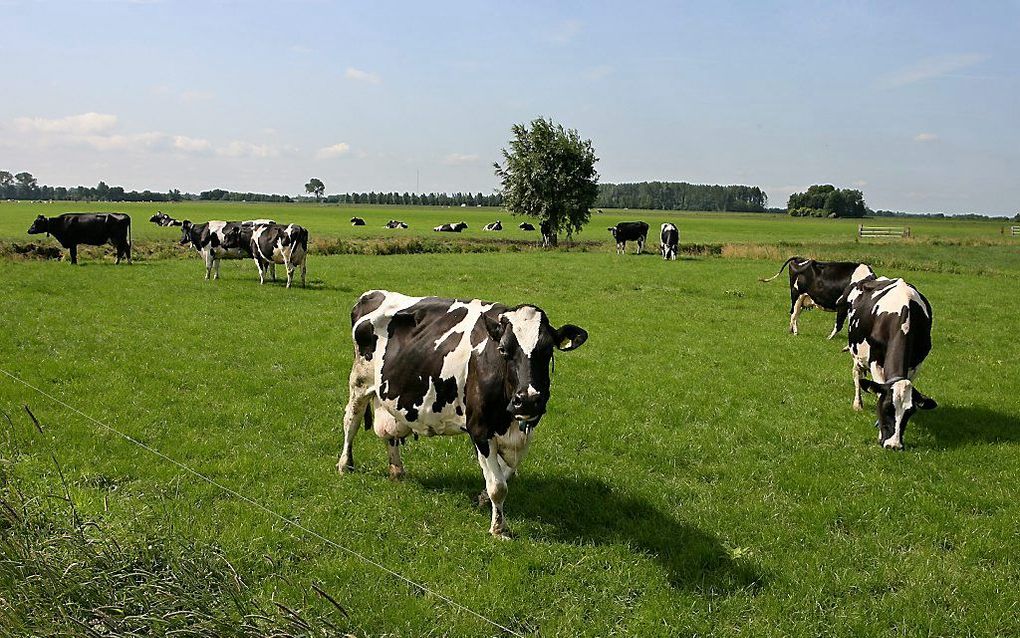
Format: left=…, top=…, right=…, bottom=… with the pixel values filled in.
left=607, top=226, right=618, bottom=238
left=220, top=225, right=243, bottom=249
left=27, top=215, right=49, bottom=235
left=457, top=222, right=468, bottom=231
left=483, top=306, right=587, bottom=425
left=860, top=378, right=937, bottom=450
left=178, top=221, right=194, bottom=246
left=149, top=212, right=162, bottom=223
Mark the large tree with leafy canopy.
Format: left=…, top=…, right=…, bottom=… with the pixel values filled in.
left=305, top=178, right=325, bottom=201
left=494, top=117, right=599, bottom=244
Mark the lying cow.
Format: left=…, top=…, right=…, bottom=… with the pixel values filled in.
left=384, top=220, right=408, bottom=229
left=660, top=222, right=679, bottom=260
left=149, top=211, right=182, bottom=227
left=608, top=221, right=648, bottom=254
left=837, top=277, right=936, bottom=449
left=27, top=213, right=131, bottom=264
left=350, top=217, right=366, bottom=226
left=222, top=223, right=308, bottom=288
left=518, top=222, right=536, bottom=231
left=483, top=220, right=503, bottom=231
left=760, top=256, right=874, bottom=337
left=434, top=222, right=468, bottom=232
left=178, top=219, right=275, bottom=280
left=339, top=290, right=588, bottom=537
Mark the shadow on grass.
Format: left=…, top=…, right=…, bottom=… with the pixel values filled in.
left=417, top=472, right=765, bottom=594
left=914, top=404, right=1020, bottom=448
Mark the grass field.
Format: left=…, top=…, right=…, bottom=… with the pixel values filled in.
left=2, top=203, right=1019, bottom=636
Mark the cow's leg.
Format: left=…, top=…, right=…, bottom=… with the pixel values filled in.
left=385, top=438, right=405, bottom=480
left=270, top=262, right=277, bottom=282
left=284, top=257, right=294, bottom=289
left=789, top=293, right=808, bottom=335
left=636, top=237, right=644, bottom=254
left=204, top=251, right=213, bottom=280
left=300, top=260, right=306, bottom=288
left=852, top=361, right=866, bottom=411
left=69, top=245, right=78, bottom=265
left=475, top=441, right=510, bottom=538
left=214, top=257, right=221, bottom=280
left=338, top=358, right=373, bottom=473
left=257, top=259, right=267, bottom=285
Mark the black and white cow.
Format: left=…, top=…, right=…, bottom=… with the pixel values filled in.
left=660, top=222, right=679, bottom=261
left=350, top=217, right=366, bottom=226
left=222, top=223, right=308, bottom=288
left=518, top=222, right=536, bottom=231
left=27, top=213, right=131, bottom=264
left=434, top=222, right=468, bottom=232
left=540, top=220, right=557, bottom=247
left=760, top=256, right=875, bottom=337
left=178, top=219, right=275, bottom=280
left=482, top=220, right=503, bottom=231
left=837, top=277, right=936, bottom=450
left=384, top=220, right=409, bottom=229
left=608, top=221, right=649, bottom=254
left=149, top=211, right=182, bottom=227
left=339, top=290, right=588, bottom=537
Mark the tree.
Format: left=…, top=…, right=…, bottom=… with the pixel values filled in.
left=494, top=117, right=599, bottom=243
left=305, top=178, right=325, bottom=201
left=788, top=184, right=866, bottom=218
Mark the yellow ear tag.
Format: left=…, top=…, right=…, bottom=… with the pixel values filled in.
left=559, top=337, right=573, bottom=349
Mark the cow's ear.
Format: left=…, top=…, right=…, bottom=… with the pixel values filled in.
left=913, top=389, right=937, bottom=410
left=555, top=325, right=588, bottom=351
left=483, top=313, right=505, bottom=342
left=859, top=379, right=889, bottom=395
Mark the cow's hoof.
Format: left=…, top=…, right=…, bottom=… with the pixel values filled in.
left=882, top=441, right=904, bottom=451
left=852, top=401, right=863, bottom=412
left=388, top=464, right=406, bottom=481
left=337, top=456, right=354, bottom=474
left=490, top=528, right=514, bottom=540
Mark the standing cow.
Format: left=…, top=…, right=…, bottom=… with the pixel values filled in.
left=760, top=256, right=875, bottom=337
left=222, top=223, right=308, bottom=288
left=27, top=213, right=132, bottom=264
left=660, top=222, right=679, bottom=260
left=608, top=221, right=649, bottom=254
left=540, top=220, right=558, bottom=247
left=339, top=290, right=588, bottom=537
left=178, top=219, right=275, bottom=280
left=837, top=277, right=936, bottom=449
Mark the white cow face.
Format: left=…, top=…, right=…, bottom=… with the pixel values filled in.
left=861, top=379, right=937, bottom=449
left=484, top=306, right=587, bottom=424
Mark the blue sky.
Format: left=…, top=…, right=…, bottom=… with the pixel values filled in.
left=2, top=1, right=1018, bottom=214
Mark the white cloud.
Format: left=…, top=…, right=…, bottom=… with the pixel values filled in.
left=217, top=141, right=278, bottom=158
left=584, top=65, right=614, bottom=81
left=914, top=132, right=939, bottom=142
left=852, top=180, right=868, bottom=187
left=316, top=142, right=351, bottom=159
left=345, top=67, right=381, bottom=84
left=878, top=53, right=987, bottom=89
left=180, top=90, right=214, bottom=103
left=14, top=112, right=118, bottom=135
left=442, top=153, right=480, bottom=166
left=291, top=44, right=312, bottom=54
left=172, top=135, right=213, bottom=153
left=547, top=19, right=582, bottom=44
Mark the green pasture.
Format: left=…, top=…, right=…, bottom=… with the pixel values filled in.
left=1, top=229, right=1019, bottom=635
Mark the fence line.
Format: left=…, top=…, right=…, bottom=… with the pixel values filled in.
left=858, top=224, right=910, bottom=239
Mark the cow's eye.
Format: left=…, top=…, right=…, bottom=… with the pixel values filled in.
left=498, top=345, right=510, bottom=357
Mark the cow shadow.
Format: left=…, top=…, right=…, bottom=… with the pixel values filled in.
left=416, top=472, right=764, bottom=594
left=914, top=404, right=1020, bottom=448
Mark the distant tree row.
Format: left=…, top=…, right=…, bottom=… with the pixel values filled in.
left=198, top=189, right=293, bottom=202
left=0, top=170, right=186, bottom=202
left=320, top=191, right=504, bottom=207
left=872, top=209, right=1018, bottom=222
left=596, top=182, right=768, bottom=212
left=787, top=184, right=867, bottom=218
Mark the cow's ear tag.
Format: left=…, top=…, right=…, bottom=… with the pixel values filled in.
left=555, top=325, right=588, bottom=351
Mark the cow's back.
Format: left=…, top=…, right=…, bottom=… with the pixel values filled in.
left=849, top=278, right=932, bottom=379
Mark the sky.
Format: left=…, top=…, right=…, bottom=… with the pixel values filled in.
left=2, top=0, right=1018, bottom=215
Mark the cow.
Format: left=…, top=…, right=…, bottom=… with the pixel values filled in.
left=149, top=211, right=182, bottom=227
left=222, top=222, right=308, bottom=288
left=384, top=220, right=409, bottom=229
left=178, top=219, right=275, bottom=280
left=540, top=220, right=557, bottom=247
left=608, top=221, right=649, bottom=254
left=339, top=290, right=588, bottom=537
left=350, top=217, right=366, bottom=226
left=837, top=277, right=936, bottom=450
left=760, top=256, right=875, bottom=338
left=482, top=220, right=503, bottom=231
left=518, top=222, right=536, bottom=231
left=660, top=222, right=679, bottom=260
left=434, top=222, right=468, bottom=232
left=27, top=213, right=132, bottom=265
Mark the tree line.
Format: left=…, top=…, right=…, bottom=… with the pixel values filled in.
left=787, top=184, right=867, bottom=218
left=319, top=192, right=505, bottom=206
left=596, top=182, right=768, bottom=212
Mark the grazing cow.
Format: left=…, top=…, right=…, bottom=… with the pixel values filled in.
left=350, top=217, right=366, bottom=226
left=608, top=221, right=648, bottom=254
left=483, top=220, right=503, bottom=231
left=434, top=222, right=468, bottom=232
left=149, top=211, right=182, bottom=227
left=178, top=219, right=276, bottom=280
left=384, top=220, right=409, bottom=229
left=760, top=256, right=875, bottom=337
left=540, top=220, right=558, bottom=247
left=518, top=222, right=536, bottom=231
left=27, top=213, right=131, bottom=264
left=339, top=290, right=588, bottom=537
left=838, top=277, right=936, bottom=449
left=222, top=223, right=308, bottom=288
left=660, top=222, right=679, bottom=260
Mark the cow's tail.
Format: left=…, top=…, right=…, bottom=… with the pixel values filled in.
left=363, top=403, right=373, bottom=431
left=759, top=256, right=800, bottom=283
